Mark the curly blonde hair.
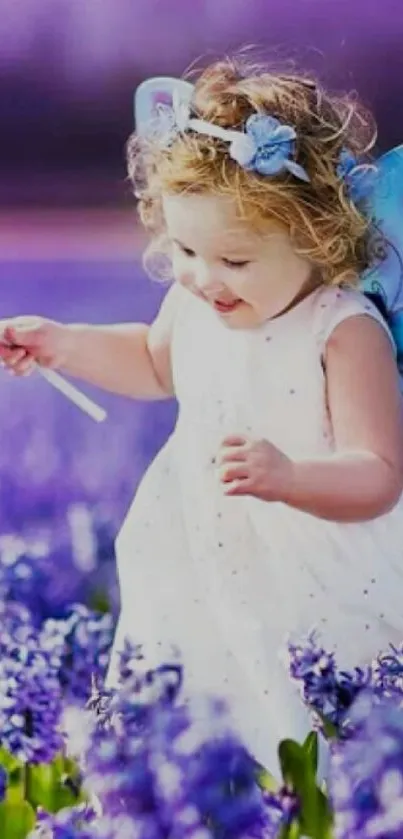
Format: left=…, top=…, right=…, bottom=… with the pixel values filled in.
left=127, top=56, right=381, bottom=286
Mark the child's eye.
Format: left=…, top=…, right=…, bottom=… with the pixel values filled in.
left=223, top=258, right=250, bottom=268
left=176, top=243, right=195, bottom=258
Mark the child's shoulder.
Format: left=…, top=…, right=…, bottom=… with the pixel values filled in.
left=311, top=283, right=394, bottom=349
left=313, top=282, right=372, bottom=312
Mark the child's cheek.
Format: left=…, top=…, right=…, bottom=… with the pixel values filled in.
left=176, top=271, right=194, bottom=292
left=171, top=253, right=191, bottom=288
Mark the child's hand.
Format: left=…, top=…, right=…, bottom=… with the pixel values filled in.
left=0, top=316, right=70, bottom=376
left=217, top=434, right=294, bottom=502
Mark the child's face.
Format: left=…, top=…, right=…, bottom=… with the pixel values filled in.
left=163, top=192, right=315, bottom=329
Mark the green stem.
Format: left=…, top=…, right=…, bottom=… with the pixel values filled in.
left=24, top=763, right=32, bottom=805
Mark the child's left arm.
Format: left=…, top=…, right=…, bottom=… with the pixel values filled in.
left=219, top=316, right=403, bottom=522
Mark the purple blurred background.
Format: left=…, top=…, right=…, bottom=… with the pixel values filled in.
left=1, top=0, right=403, bottom=616
left=2, top=0, right=403, bottom=206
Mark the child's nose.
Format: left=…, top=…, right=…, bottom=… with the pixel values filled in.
left=194, top=262, right=224, bottom=295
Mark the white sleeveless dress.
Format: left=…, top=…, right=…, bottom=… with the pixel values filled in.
left=108, top=284, right=403, bottom=776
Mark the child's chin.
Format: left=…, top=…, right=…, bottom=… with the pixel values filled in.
left=220, top=304, right=263, bottom=329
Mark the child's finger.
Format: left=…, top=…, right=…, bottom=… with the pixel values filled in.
left=219, top=463, right=249, bottom=483
left=221, top=434, right=247, bottom=448
left=219, top=446, right=247, bottom=464
left=223, top=478, right=251, bottom=496
left=4, top=324, right=43, bottom=350
left=0, top=345, right=16, bottom=363
left=3, top=326, right=20, bottom=346
left=14, top=356, right=37, bottom=377
left=0, top=347, right=29, bottom=368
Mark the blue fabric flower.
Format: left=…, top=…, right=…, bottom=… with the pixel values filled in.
left=151, top=94, right=310, bottom=183
left=149, top=91, right=191, bottom=147
left=229, top=114, right=310, bottom=181
left=337, top=148, right=378, bottom=203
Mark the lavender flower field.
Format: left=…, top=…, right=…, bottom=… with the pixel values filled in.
left=3, top=0, right=403, bottom=827
left=1, top=257, right=176, bottom=618
left=2, top=257, right=403, bottom=838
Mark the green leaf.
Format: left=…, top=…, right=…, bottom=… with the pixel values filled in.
left=313, top=789, right=333, bottom=839
left=6, top=767, right=25, bottom=805
left=88, top=588, right=111, bottom=614
left=278, top=739, right=332, bottom=839
left=52, top=755, right=86, bottom=813
left=0, top=800, right=36, bottom=839
left=42, top=763, right=70, bottom=813
left=251, top=755, right=280, bottom=793
left=63, top=756, right=79, bottom=777
left=302, top=732, right=318, bottom=775
left=0, top=748, right=21, bottom=775
left=256, top=767, right=280, bottom=793
left=278, top=739, right=308, bottom=788
left=278, top=820, right=302, bottom=839
left=24, top=763, right=55, bottom=811
left=11, top=754, right=84, bottom=815
left=313, top=710, right=339, bottom=740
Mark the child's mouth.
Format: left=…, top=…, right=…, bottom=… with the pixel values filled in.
left=213, top=299, right=242, bottom=314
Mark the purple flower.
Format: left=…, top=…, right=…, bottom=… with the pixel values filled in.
left=184, top=733, right=268, bottom=839
left=286, top=633, right=370, bottom=734
left=0, top=617, right=64, bottom=764
left=79, top=652, right=269, bottom=839
left=0, top=598, right=35, bottom=641
left=42, top=604, right=114, bottom=703
left=30, top=802, right=150, bottom=839
left=0, top=533, right=91, bottom=626
left=330, top=692, right=403, bottom=838
left=261, top=787, right=299, bottom=838
left=117, top=637, right=146, bottom=684
left=29, top=803, right=98, bottom=839
left=371, top=643, right=403, bottom=703
left=0, top=766, right=7, bottom=802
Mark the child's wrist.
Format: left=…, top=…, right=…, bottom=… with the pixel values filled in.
left=277, top=457, right=298, bottom=506
left=58, top=323, right=87, bottom=370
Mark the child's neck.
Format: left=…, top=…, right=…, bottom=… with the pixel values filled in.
left=273, top=268, right=323, bottom=319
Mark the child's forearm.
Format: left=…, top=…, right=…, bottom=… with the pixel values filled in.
left=284, top=452, right=403, bottom=522
left=60, top=323, right=170, bottom=400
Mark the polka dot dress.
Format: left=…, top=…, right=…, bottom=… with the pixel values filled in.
left=108, top=284, right=403, bottom=777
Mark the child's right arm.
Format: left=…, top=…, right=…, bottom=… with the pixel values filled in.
left=0, top=285, right=181, bottom=400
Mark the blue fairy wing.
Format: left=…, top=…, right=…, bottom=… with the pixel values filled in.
left=360, top=145, right=403, bottom=376
left=134, top=77, right=193, bottom=134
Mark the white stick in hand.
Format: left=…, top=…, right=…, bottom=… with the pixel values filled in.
left=1, top=335, right=107, bottom=422
left=38, top=367, right=107, bottom=423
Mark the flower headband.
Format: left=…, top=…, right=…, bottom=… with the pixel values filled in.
left=135, top=76, right=310, bottom=183
left=134, top=76, right=378, bottom=200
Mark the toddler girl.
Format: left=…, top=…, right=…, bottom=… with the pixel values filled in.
left=2, top=58, right=403, bottom=774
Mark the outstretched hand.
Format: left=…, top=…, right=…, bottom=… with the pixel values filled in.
left=217, top=434, right=294, bottom=502
left=0, top=317, right=66, bottom=375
